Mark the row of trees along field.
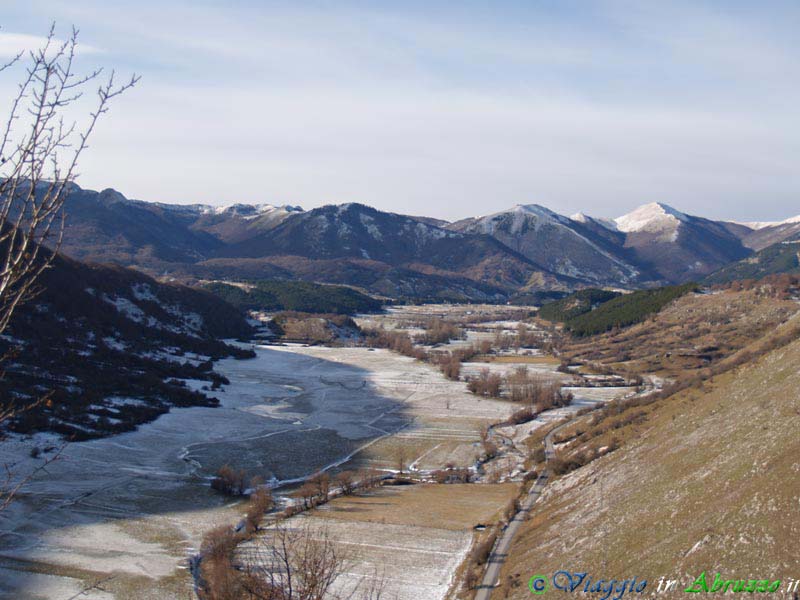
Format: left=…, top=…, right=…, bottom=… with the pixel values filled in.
left=201, top=468, right=390, bottom=600
left=363, top=320, right=560, bottom=383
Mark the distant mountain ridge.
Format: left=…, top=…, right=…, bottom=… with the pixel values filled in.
left=55, top=187, right=576, bottom=301
left=449, top=204, right=649, bottom=287
left=740, top=218, right=800, bottom=252
left=217, top=202, right=574, bottom=296
left=48, top=183, right=800, bottom=297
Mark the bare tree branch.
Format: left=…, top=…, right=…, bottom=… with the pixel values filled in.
left=0, top=23, right=139, bottom=336
left=0, top=23, right=138, bottom=512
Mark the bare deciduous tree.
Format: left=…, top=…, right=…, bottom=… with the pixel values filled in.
left=0, top=25, right=138, bottom=334
left=309, top=471, right=330, bottom=502
left=245, top=487, right=274, bottom=533
left=240, top=521, right=345, bottom=600
left=333, top=470, right=355, bottom=496
left=0, top=25, right=137, bottom=511
left=395, top=447, right=406, bottom=475
left=296, top=482, right=319, bottom=510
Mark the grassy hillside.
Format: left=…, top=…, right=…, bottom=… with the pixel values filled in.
left=561, top=280, right=799, bottom=377
left=499, top=315, right=800, bottom=597
left=537, top=288, right=621, bottom=321
left=560, top=282, right=698, bottom=336
left=205, top=280, right=382, bottom=314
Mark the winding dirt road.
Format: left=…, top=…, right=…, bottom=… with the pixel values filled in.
left=473, top=416, right=570, bottom=600
left=474, top=376, right=657, bottom=599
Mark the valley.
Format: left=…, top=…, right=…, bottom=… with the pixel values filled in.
left=3, top=252, right=799, bottom=600
left=0, top=305, right=637, bottom=599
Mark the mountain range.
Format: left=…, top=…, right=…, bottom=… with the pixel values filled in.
left=51, top=184, right=800, bottom=299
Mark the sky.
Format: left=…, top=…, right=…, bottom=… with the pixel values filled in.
left=1, top=0, right=799, bottom=222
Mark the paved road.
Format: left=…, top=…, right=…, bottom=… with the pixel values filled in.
left=474, top=377, right=658, bottom=599
left=473, top=416, right=580, bottom=600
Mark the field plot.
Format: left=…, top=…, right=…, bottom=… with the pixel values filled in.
left=245, top=484, right=517, bottom=600
left=460, top=360, right=570, bottom=380
left=281, top=345, right=518, bottom=473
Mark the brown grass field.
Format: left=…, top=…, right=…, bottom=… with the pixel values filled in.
left=316, top=483, right=518, bottom=530
left=496, top=322, right=800, bottom=599
left=562, top=287, right=798, bottom=376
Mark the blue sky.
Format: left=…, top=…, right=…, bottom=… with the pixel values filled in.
left=2, top=1, right=799, bottom=221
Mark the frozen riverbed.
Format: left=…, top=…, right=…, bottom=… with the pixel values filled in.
left=0, top=343, right=519, bottom=599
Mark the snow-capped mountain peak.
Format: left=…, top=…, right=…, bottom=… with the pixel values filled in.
left=615, top=202, right=687, bottom=234
left=200, top=203, right=303, bottom=219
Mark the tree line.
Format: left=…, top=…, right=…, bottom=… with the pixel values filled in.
left=205, top=280, right=382, bottom=315
left=545, top=282, right=699, bottom=337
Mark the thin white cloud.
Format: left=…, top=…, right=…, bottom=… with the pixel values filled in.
left=2, top=1, right=799, bottom=222
left=0, top=31, right=102, bottom=59
left=73, top=80, right=799, bottom=222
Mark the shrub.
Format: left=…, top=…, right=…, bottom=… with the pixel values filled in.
left=467, top=368, right=503, bottom=397
left=431, top=467, right=471, bottom=484
left=244, top=488, right=273, bottom=533
left=415, top=318, right=463, bottom=345
left=509, top=407, right=537, bottom=425
left=470, top=532, right=498, bottom=566
left=211, top=465, right=247, bottom=496
left=363, top=327, right=429, bottom=360
left=438, top=353, right=462, bottom=380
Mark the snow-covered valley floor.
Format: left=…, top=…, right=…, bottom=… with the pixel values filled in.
left=0, top=343, right=517, bottom=599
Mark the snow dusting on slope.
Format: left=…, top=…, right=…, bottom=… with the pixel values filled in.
left=131, top=283, right=157, bottom=302
left=469, top=204, right=566, bottom=235
left=570, top=212, right=619, bottom=231
left=359, top=212, right=383, bottom=240
left=741, top=215, right=800, bottom=230
left=102, top=295, right=146, bottom=323
left=570, top=211, right=589, bottom=223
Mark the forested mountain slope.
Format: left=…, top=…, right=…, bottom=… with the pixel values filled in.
left=1, top=251, right=254, bottom=440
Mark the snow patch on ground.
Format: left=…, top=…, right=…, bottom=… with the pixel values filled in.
left=102, top=336, right=127, bottom=351
left=359, top=212, right=383, bottom=240
left=101, top=294, right=146, bottom=323
left=131, top=283, right=158, bottom=302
